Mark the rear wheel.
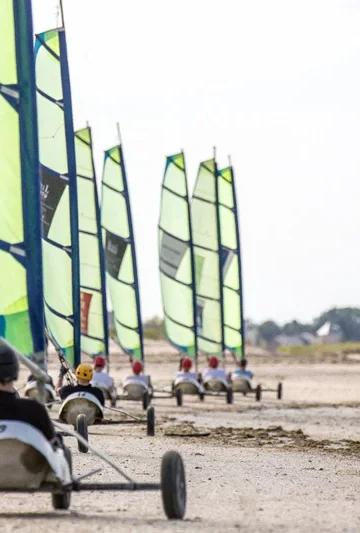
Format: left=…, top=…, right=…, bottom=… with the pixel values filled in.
left=199, top=392, right=205, bottom=401
left=143, top=391, right=150, bottom=410
left=226, top=387, right=233, bottom=404
left=75, top=413, right=88, bottom=453
left=175, top=388, right=183, bottom=407
left=255, top=384, right=262, bottom=402
left=161, top=451, right=186, bottom=519
left=110, top=395, right=117, bottom=407
left=147, top=406, right=155, bottom=436
left=277, top=382, right=283, bottom=400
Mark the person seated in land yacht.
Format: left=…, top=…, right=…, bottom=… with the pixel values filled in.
left=231, top=358, right=254, bottom=381
left=175, top=357, right=199, bottom=381
left=0, top=340, right=56, bottom=442
left=91, top=356, right=115, bottom=391
left=123, top=360, right=152, bottom=388
left=202, top=356, right=228, bottom=383
left=59, top=363, right=105, bottom=406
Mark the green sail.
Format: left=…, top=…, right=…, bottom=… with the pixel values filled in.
left=159, top=153, right=197, bottom=358
left=35, top=29, right=80, bottom=366
left=0, top=0, right=45, bottom=359
left=101, top=145, right=144, bottom=360
left=75, top=127, right=108, bottom=357
left=191, top=159, right=224, bottom=356
left=218, top=166, right=245, bottom=358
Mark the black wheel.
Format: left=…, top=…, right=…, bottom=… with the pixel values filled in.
left=277, top=382, right=283, bottom=400
left=147, top=406, right=155, bottom=436
left=255, top=384, right=262, bottom=402
left=76, top=413, right=88, bottom=453
left=111, top=396, right=117, bottom=407
left=175, top=388, right=183, bottom=407
left=161, top=451, right=186, bottom=519
left=143, top=391, right=150, bottom=410
left=226, top=387, right=233, bottom=404
left=199, top=392, right=205, bottom=401
left=52, top=490, right=71, bottom=510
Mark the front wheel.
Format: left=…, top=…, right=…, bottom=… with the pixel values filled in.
left=161, top=451, right=186, bottom=519
left=175, top=388, right=183, bottom=407
left=226, top=387, right=233, bottom=405
left=52, top=490, right=71, bottom=510
left=199, top=392, right=205, bottom=402
left=147, top=406, right=155, bottom=436
left=277, top=382, right=283, bottom=400
left=255, top=384, right=262, bottom=402
left=76, top=413, right=88, bottom=453
left=143, top=391, right=150, bottom=410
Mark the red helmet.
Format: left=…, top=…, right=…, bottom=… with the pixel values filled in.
left=181, top=357, right=193, bottom=370
left=132, top=360, right=143, bottom=375
left=208, top=356, right=219, bottom=369
left=94, top=356, right=106, bottom=368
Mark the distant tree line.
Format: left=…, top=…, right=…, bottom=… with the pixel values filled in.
left=142, top=307, right=360, bottom=345
left=255, top=307, right=360, bottom=345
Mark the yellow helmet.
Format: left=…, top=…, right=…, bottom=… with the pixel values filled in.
left=75, top=363, right=93, bottom=382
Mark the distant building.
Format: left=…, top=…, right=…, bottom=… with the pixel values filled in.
left=315, top=321, right=343, bottom=344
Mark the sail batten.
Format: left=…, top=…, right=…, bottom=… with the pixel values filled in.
left=159, top=153, right=198, bottom=359
left=35, top=27, right=80, bottom=366
left=0, top=0, right=45, bottom=359
left=101, top=144, right=144, bottom=360
left=75, top=126, right=109, bottom=357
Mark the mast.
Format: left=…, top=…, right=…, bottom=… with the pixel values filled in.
left=229, top=159, right=246, bottom=359
left=117, top=126, right=144, bottom=363
left=59, top=28, right=81, bottom=366
left=214, top=148, right=226, bottom=364
left=88, top=126, right=109, bottom=357
left=183, top=151, right=199, bottom=371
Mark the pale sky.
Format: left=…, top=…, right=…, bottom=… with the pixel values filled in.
left=32, top=0, right=360, bottom=325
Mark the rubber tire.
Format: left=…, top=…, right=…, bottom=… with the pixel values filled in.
left=255, top=384, right=262, bottom=402
left=111, top=397, right=117, bottom=408
left=277, top=382, right=283, bottom=400
left=147, top=406, right=155, bottom=436
left=199, top=392, right=205, bottom=402
left=143, top=391, right=150, bottom=410
left=226, top=387, right=233, bottom=405
left=175, top=388, right=183, bottom=407
left=161, top=451, right=186, bottom=519
left=52, top=446, right=72, bottom=510
left=76, top=413, right=88, bottom=453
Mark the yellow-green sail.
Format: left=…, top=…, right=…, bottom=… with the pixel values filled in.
left=0, top=0, right=45, bottom=359
left=35, top=28, right=80, bottom=366
left=191, top=159, right=224, bottom=356
left=159, top=153, right=197, bottom=359
left=101, top=145, right=144, bottom=360
left=218, top=166, right=245, bottom=359
left=75, top=127, right=109, bottom=357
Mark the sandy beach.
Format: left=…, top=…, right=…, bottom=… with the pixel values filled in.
left=1, top=345, right=360, bottom=532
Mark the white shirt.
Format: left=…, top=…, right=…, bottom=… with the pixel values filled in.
left=123, top=374, right=149, bottom=388
left=202, top=368, right=227, bottom=382
left=91, top=371, right=114, bottom=389
left=175, top=371, right=198, bottom=381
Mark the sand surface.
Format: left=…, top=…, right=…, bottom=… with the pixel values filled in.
left=1, top=346, right=360, bottom=532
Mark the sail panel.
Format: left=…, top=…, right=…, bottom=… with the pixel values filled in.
left=0, top=0, right=45, bottom=357
left=192, top=159, right=223, bottom=355
left=218, top=166, right=245, bottom=357
left=159, top=153, right=197, bottom=357
left=75, top=127, right=108, bottom=356
left=35, top=28, right=80, bottom=366
left=101, top=145, right=143, bottom=360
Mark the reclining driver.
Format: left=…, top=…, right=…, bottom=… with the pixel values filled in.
left=123, top=360, right=151, bottom=388
left=175, top=357, right=199, bottom=381
left=91, top=356, right=115, bottom=392
left=202, top=356, right=228, bottom=383
left=231, top=358, right=254, bottom=381
left=0, top=341, right=56, bottom=442
left=59, top=363, right=105, bottom=406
